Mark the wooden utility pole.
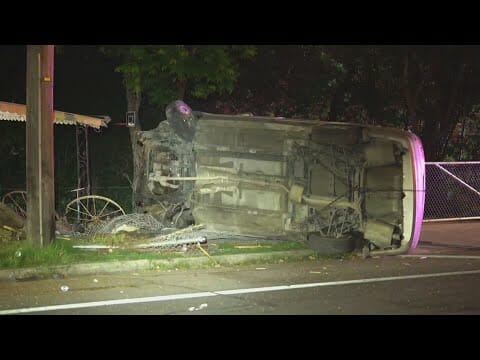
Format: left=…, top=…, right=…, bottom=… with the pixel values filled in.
left=26, top=45, right=55, bottom=246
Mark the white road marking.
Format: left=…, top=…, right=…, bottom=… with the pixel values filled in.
left=2, top=269, right=480, bottom=315
left=401, top=254, right=480, bottom=260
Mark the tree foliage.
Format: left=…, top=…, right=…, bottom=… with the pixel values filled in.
left=212, top=45, right=347, bottom=118
left=3, top=44, right=480, bottom=218
left=100, top=45, right=256, bottom=208
left=102, top=45, right=480, bottom=161
left=241, top=45, right=480, bottom=161
left=102, top=45, right=256, bottom=117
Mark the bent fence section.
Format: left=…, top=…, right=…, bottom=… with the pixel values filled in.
left=424, top=162, right=480, bottom=222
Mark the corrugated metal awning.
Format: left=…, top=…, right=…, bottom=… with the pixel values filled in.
left=0, top=101, right=110, bottom=129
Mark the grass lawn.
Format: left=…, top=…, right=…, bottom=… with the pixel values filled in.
left=0, top=235, right=310, bottom=270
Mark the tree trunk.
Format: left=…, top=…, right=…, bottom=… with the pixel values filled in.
left=126, top=87, right=142, bottom=211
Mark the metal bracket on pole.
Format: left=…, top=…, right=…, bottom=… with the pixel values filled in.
left=76, top=124, right=91, bottom=198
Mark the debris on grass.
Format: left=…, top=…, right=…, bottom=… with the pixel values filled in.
left=196, top=242, right=220, bottom=267
left=234, top=245, right=272, bottom=249
left=135, top=235, right=207, bottom=249
left=0, top=202, right=25, bottom=231
left=72, top=245, right=120, bottom=250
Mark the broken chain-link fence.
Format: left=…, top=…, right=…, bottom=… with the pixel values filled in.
left=424, top=162, right=480, bottom=221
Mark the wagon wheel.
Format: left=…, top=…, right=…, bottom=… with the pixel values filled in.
left=64, top=195, right=126, bottom=233
left=2, top=190, right=62, bottom=220
left=2, top=190, right=27, bottom=218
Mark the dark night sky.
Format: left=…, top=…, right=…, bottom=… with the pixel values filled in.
left=0, top=45, right=136, bottom=206
left=0, top=45, right=125, bottom=121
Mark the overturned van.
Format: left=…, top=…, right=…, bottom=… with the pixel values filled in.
left=135, top=101, right=425, bottom=256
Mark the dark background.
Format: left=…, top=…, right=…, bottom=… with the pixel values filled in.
left=1, top=45, right=480, bottom=214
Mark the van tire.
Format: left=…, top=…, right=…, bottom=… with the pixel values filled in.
left=307, top=233, right=355, bottom=255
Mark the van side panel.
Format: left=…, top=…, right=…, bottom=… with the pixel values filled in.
left=192, top=118, right=310, bottom=236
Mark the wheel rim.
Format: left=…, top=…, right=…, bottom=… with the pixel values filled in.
left=64, top=195, right=125, bottom=233
left=2, top=190, right=27, bottom=218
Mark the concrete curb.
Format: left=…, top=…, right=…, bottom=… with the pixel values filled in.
left=0, top=249, right=316, bottom=281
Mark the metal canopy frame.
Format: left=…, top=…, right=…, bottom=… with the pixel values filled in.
left=0, top=101, right=110, bottom=198
left=75, top=124, right=91, bottom=198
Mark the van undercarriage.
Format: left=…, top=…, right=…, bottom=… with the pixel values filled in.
left=134, top=101, right=424, bottom=255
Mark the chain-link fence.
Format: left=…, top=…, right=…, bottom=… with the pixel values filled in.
left=424, top=162, right=480, bottom=221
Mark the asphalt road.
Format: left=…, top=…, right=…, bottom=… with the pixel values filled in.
left=1, top=221, right=480, bottom=315
left=1, top=255, right=480, bottom=315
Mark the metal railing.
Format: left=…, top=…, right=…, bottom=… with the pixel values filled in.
left=424, top=162, right=480, bottom=222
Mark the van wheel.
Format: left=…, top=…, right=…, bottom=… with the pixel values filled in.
left=307, top=233, right=355, bottom=255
